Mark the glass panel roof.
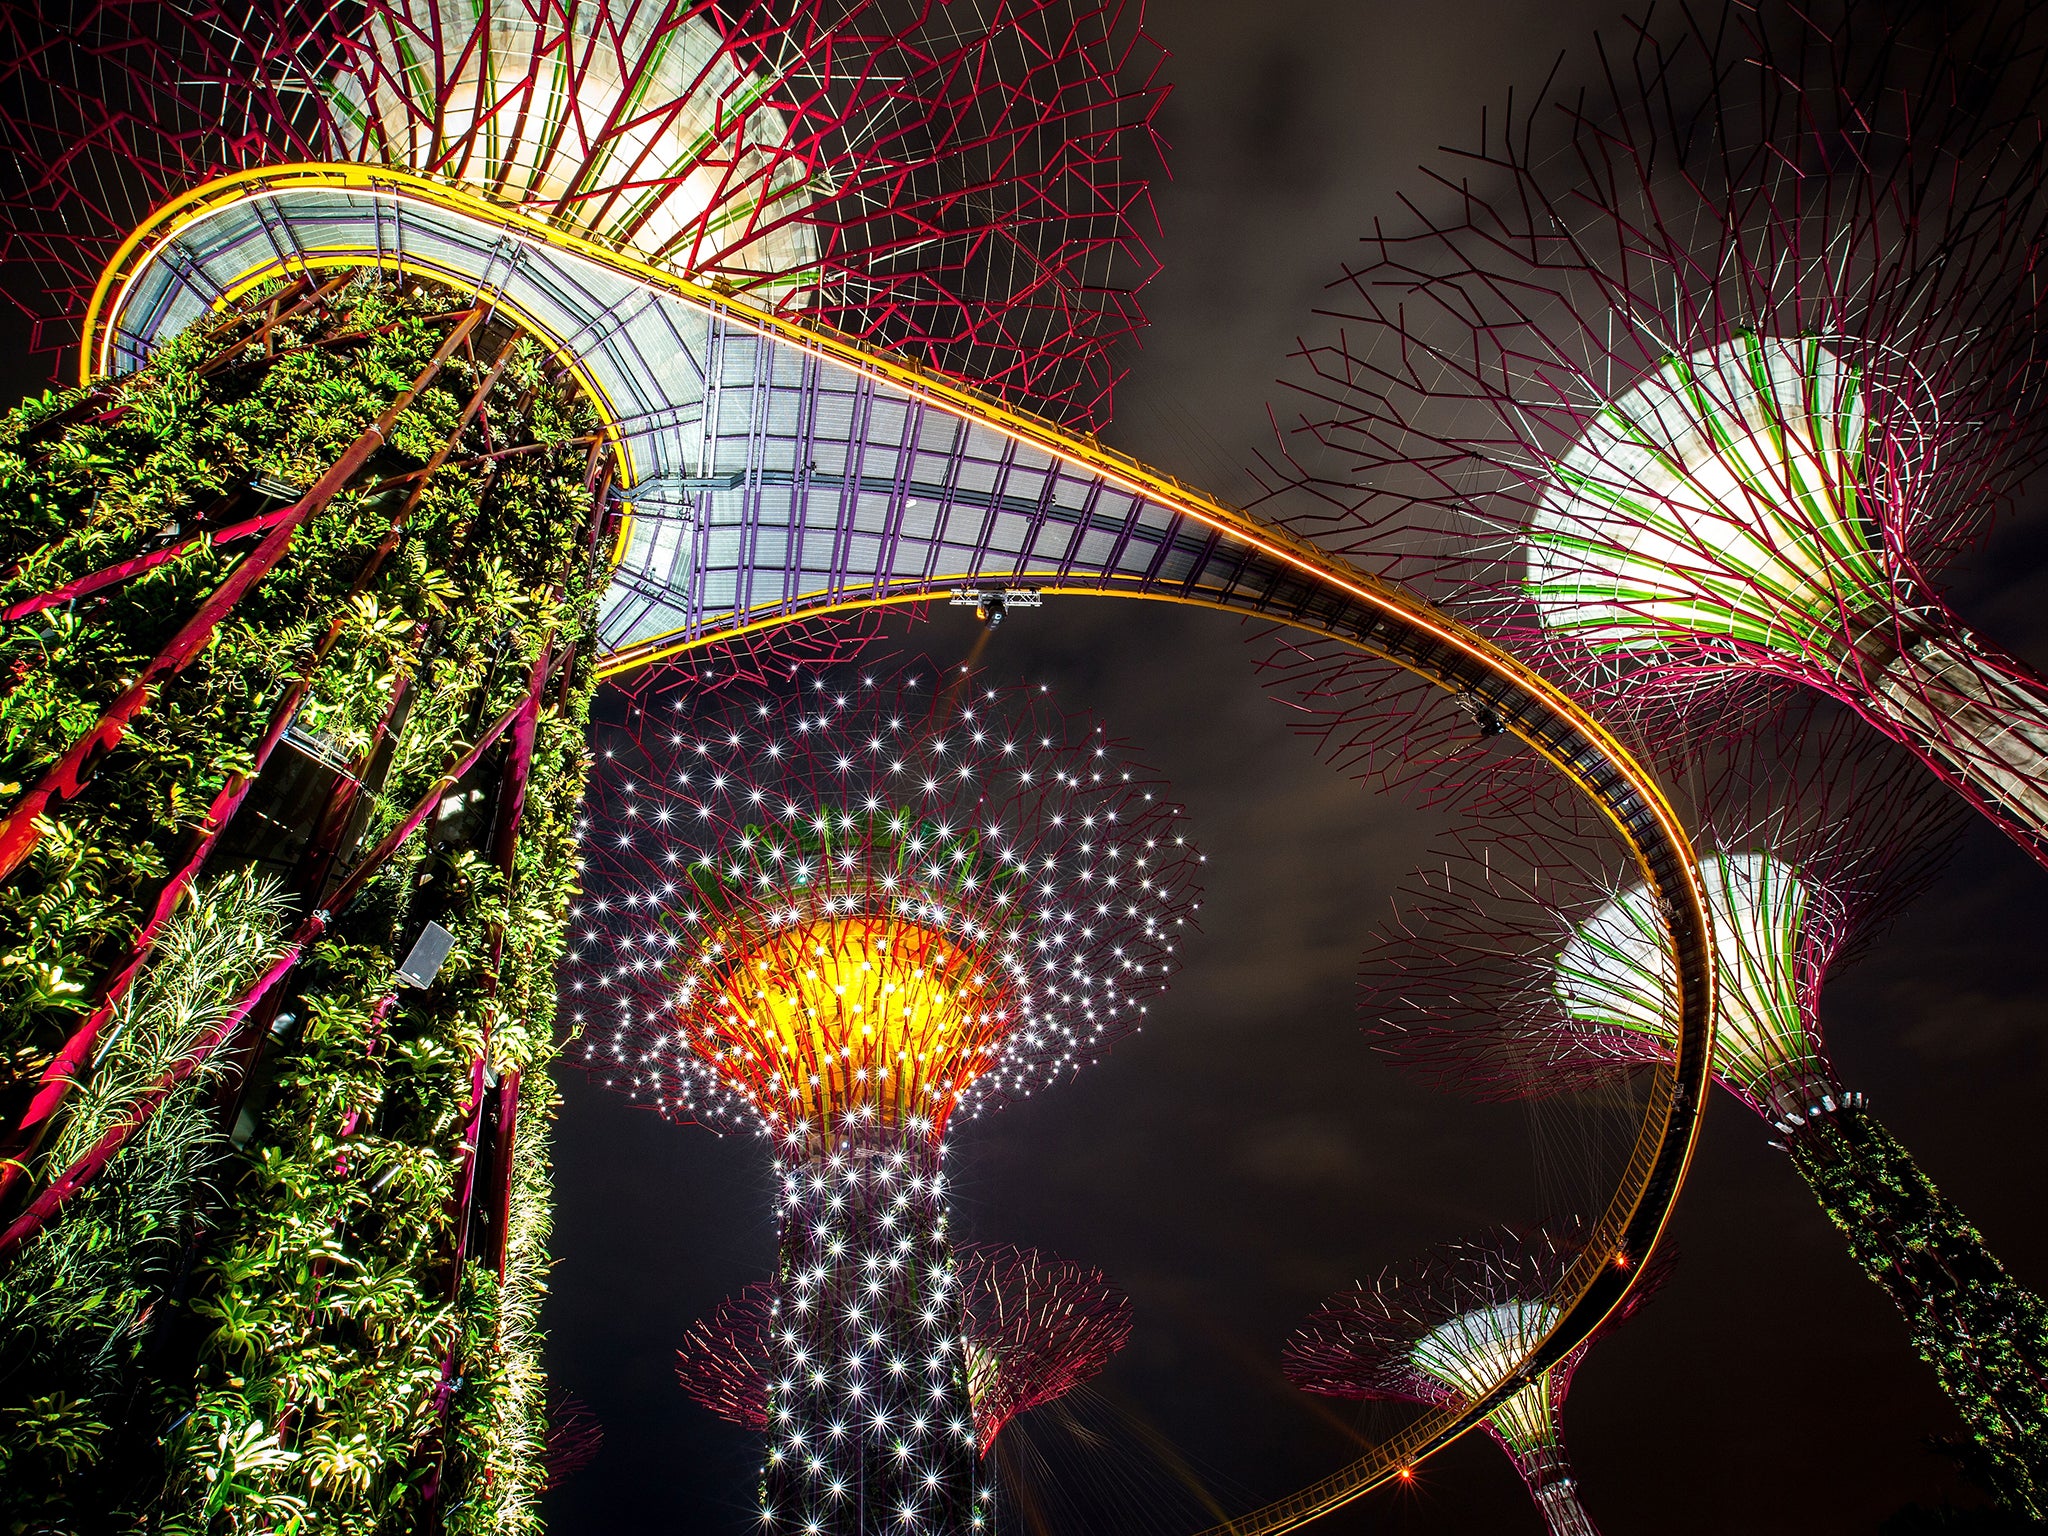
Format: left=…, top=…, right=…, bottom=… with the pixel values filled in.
left=102, top=180, right=1228, bottom=667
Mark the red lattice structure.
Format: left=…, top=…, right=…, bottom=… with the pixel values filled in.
left=0, top=0, right=1167, bottom=427
left=1285, top=1226, right=1668, bottom=1536
left=541, top=1397, right=605, bottom=1491
left=1355, top=700, right=2048, bottom=1508
left=955, top=1241, right=1133, bottom=1451
left=1250, top=1, right=2048, bottom=866
left=675, top=1242, right=1132, bottom=1453
left=1360, top=704, right=1958, bottom=1118
left=603, top=612, right=901, bottom=717
left=565, top=663, right=1202, bottom=1144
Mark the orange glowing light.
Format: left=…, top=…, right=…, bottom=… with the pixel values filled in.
left=693, top=914, right=1018, bottom=1140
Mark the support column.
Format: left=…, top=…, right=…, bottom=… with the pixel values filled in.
left=1786, top=1104, right=2048, bottom=1514
left=763, top=1135, right=989, bottom=1536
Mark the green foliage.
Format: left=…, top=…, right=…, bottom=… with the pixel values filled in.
left=0, top=281, right=463, bottom=1077
left=1, top=1391, right=110, bottom=1486
left=1881, top=1502, right=2048, bottom=1535
left=0, top=274, right=606, bottom=1530
left=444, top=1073, right=562, bottom=1536
left=0, top=869, right=291, bottom=1520
left=45, top=867, right=292, bottom=1168
left=1791, top=1108, right=2048, bottom=1519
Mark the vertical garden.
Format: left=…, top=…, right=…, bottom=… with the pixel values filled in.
left=0, top=274, right=609, bottom=1532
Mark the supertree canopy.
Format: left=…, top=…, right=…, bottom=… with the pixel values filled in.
left=567, top=665, right=1199, bottom=1534
left=1284, top=1227, right=1665, bottom=1536
left=1363, top=708, right=2048, bottom=1514
left=1256, top=1, right=2048, bottom=868
left=570, top=667, right=1199, bottom=1142
left=0, top=1, right=1186, bottom=1524
left=0, top=0, right=1168, bottom=426
left=0, top=0, right=1739, bottom=1522
left=675, top=1242, right=1134, bottom=1453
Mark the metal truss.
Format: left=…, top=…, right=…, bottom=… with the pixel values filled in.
left=64, top=143, right=1719, bottom=1536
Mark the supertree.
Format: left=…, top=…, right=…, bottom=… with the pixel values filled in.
left=0, top=3, right=1171, bottom=1526
left=0, top=280, right=612, bottom=1532
left=1363, top=707, right=2048, bottom=1513
left=675, top=1242, right=1134, bottom=1455
left=565, top=664, right=1201, bottom=1534
left=541, top=1396, right=606, bottom=1490
left=1255, top=1, right=2048, bottom=869
left=0, top=0, right=1167, bottom=427
left=1284, top=1227, right=1666, bottom=1536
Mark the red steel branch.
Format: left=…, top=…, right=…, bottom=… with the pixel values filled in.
left=0, top=322, right=513, bottom=1196
left=1, top=501, right=306, bottom=623
left=0, top=1, right=1168, bottom=427
left=1248, top=6, right=2048, bottom=869
left=449, top=637, right=555, bottom=1278
left=0, top=306, right=485, bottom=884
left=0, top=677, right=538, bottom=1259
left=418, top=636, right=558, bottom=1503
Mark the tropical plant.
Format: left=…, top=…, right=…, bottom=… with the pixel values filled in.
left=0, top=274, right=604, bottom=1529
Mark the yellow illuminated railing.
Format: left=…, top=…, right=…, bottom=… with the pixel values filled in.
left=85, top=162, right=1717, bottom=1536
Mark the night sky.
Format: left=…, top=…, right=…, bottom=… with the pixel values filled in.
left=539, top=4, right=2048, bottom=1532
left=3, top=0, right=2025, bottom=1532
left=536, top=3, right=2048, bottom=1533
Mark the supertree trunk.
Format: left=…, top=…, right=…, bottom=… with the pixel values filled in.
left=764, top=1134, right=986, bottom=1536
left=1528, top=1475, right=1601, bottom=1536
left=1785, top=1106, right=2048, bottom=1515
left=1845, top=604, right=2048, bottom=863
left=0, top=274, right=606, bottom=1532
left=1508, top=1428, right=1603, bottom=1536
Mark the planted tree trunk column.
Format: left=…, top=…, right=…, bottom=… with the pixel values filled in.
left=0, top=275, right=612, bottom=1534
left=1787, top=1105, right=2048, bottom=1512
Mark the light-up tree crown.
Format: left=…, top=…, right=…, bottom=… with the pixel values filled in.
left=1362, top=708, right=2048, bottom=1514
left=328, top=5, right=816, bottom=279
left=566, top=665, right=1198, bottom=1535
left=1285, top=1227, right=1663, bottom=1536
left=675, top=1242, right=1133, bottom=1453
left=0, top=0, right=1168, bottom=423
left=1554, top=850, right=1825, bottom=1122
left=1525, top=333, right=1886, bottom=659
left=1364, top=708, right=1954, bottom=1120
left=1254, top=2, right=2048, bottom=865
left=569, top=669, right=1201, bottom=1149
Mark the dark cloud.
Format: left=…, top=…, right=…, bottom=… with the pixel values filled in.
left=1234, top=1115, right=1375, bottom=1188
left=532, top=2, right=2048, bottom=1531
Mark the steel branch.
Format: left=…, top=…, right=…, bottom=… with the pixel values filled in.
left=0, top=500, right=304, bottom=623
left=0, top=306, right=485, bottom=885
left=0, top=672, right=309, bottom=1203
left=0, top=939, right=310, bottom=1262
left=0, top=438, right=587, bottom=625
left=0, top=684, right=534, bottom=1259
left=417, top=637, right=558, bottom=1503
